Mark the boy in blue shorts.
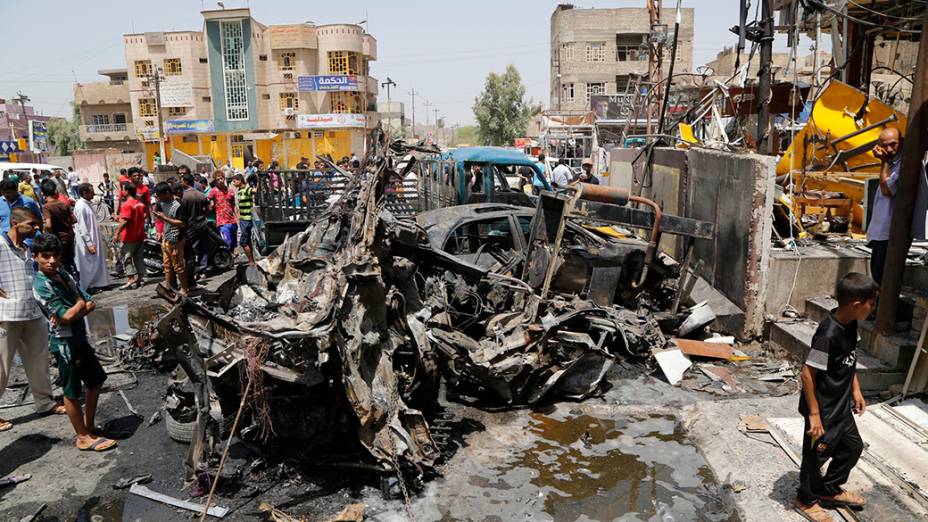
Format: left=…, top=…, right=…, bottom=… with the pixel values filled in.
left=32, top=233, right=116, bottom=452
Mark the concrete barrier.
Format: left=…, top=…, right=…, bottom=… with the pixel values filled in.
left=608, top=146, right=777, bottom=338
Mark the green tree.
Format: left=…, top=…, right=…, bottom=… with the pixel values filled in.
left=47, top=102, right=83, bottom=155
left=472, top=65, right=541, bottom=146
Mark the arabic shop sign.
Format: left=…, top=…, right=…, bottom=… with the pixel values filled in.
left=297, top=75, right=359, bottom=92
left=296, top=113, right=366, bottom=129
left=165, top=119, right=215, bottom=134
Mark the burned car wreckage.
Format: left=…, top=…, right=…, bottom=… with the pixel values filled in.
left=139, top=136, right=714, bottom=494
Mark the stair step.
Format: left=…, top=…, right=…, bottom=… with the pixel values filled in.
left=857, top=320, right=919, bottom=371
left=769, top=320, right=907, bottom=393
left=805, top=295, right=836, bottom=323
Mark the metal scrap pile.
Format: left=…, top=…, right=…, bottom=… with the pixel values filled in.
left=144, top=151, right=668, bottom=490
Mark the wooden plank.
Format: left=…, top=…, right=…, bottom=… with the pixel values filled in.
left=671, top=338, right=734, bottom=359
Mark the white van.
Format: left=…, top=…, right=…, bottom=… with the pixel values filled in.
left=0, top=162, right=69, bottom=181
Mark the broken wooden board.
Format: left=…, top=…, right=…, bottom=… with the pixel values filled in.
left=672, top=338, right=734, bottom=360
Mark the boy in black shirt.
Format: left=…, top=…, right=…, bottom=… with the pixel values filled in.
left=795, top=272, right=876, bottom=521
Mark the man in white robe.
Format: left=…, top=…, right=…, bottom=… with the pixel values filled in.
left=73, top=183, right=110, bottom=291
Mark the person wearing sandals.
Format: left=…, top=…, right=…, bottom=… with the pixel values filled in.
left=32, top=234, right=115, bottom=452
left=112, top=183, right=146, bottom=289
left=0, top=208, right=67, bottom=432
left=794, top=272, right=874, bottom=521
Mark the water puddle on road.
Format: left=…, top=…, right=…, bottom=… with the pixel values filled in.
left=419, top=410, right=738, bottom=521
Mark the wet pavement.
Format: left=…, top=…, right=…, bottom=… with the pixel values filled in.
left=361, top=402, right=738, bottom=521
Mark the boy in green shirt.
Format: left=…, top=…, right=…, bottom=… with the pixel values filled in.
left=31, top=234, right=116, bottom=452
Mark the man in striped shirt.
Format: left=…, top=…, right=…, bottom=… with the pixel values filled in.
left=232, top=174, right=256, bottom=265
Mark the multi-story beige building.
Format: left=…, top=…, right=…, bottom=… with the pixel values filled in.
left=76, top=7, right=377, bottom=169
left=549, top=4, right=694, bottom=112
left=75, top=69, right=139, bottom=152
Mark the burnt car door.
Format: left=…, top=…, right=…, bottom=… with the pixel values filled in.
left=442, top=215, right=523, bottom=269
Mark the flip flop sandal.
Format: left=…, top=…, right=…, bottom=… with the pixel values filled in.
left=48, top=404, right=67, bottom=415
left=793, top=500, right=834, bottom=522
left=119, top=282, right=136, bottom=290
left=820, top=491, right=866, bottom=508
left=77, top=437, right=117, bottom=452
left=0, top=420, right=12, bottom=432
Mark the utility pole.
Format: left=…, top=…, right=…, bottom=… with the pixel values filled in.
left=756, top=0, right=774, bottom=150
left=13, top=92, right=31, bottom=162
left=424, top=99, right=432, bottom=127
left=381, top=77, right=396, bottom=103
left=408, top=88, right=418, bottom=138
left=432, top=107, right=439, bottom=128
left=657, top=0, right=682, bottom=137
left=875, top=10, right=928, bottom=334
left=150, top=67, right=167, bottom=168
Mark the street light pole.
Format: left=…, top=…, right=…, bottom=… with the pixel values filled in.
left=151, top=67, right=167, bottom=168
left=408, top=89, right=418, bottom=138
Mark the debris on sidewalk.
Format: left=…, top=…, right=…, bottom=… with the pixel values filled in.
left=677, top=302, right=717, bottom=336
left=128, top=483, right=229, bottom=518
left=0, top=474, right=31, bottom=488
left=112, top=474, right=152, bottom=490
left=672, top=338, right=733, bottom=360
left=653, top=347, right=691, bottom=386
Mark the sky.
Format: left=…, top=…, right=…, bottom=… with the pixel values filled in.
left=0, top=0, right=823, bottom=126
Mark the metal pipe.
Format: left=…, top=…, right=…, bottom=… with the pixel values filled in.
left=577, top=183, right=630, bottom=206
left=629, top=195, right=663, bottom=288
left=826, top=114, right=898, bottom=148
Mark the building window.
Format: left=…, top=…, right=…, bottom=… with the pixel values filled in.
left=91, top=114, right=110, bottom=125
left=164, top=58, right=182, bottom=75
left=138, top=98, right=157, bottom=117
left=560, top=43, right=574, bottom=63
left=134, top=60, right=152, bottom=78
left=561, top=83, right=575, bottom=102
left=327, top=51, right=364, bottom=75
left=113, top=113, right=127, bottom=124
left=167, top=107, right=186, bottom=116
left=330, top=92, right=359, bottom=114
left=279, top=52, right=296, bottom=71
left=586, top=42, right=606, bottom=63
left=220, top=20, right=249, bottom=121
left=585, top=83, right=605, bottom=102
left=616, top=34, right=646, bottom=62
left=279, top=92, right=299, bottom=110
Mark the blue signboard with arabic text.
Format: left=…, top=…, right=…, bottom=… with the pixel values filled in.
left=297, top=75, right=359, bottom=92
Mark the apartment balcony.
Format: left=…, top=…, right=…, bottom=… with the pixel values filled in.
left=80, top=123, right=137, bottom=143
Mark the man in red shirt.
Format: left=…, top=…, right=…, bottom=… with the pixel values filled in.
left=130, top=170, right=152, bottom=220
left=111, top=183, right=147, bottom=289
left=208, top=171, right=238, bottom=251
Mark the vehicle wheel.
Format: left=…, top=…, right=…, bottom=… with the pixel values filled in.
left=143, top=256, right=163, bottom=276
left=212, top=250, right=233, bottom=271
left=165, top=410, right=196, bottom=444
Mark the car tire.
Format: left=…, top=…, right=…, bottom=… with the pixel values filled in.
left=165, top=410, right=196, bottom=444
